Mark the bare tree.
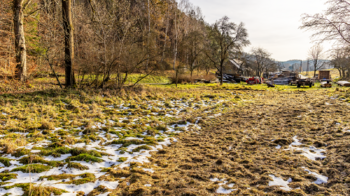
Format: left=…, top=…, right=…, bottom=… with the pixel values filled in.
left=250, top=47, right=272, bottom=77
left=300, top=0, right=350, bottom=44
left=13, top=0, right=31, bottom=81
left=308, top=44, right=324, bottom=77
left=206, top=16, right=250, bottom=85
left=62, top=0, right=75, bottom=87
left=330, top=47, right=350, bottom=78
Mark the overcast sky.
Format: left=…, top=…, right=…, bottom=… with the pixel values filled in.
left=187, top=0, right=332, bottom=61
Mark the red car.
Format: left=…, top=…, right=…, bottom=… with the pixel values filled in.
left=247, top=77, right=263, bottom=85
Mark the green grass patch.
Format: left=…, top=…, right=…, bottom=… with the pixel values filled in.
left=67, top=162, right=89, bottom=170
left=118, top=157, right=128, bottom=162
left=68, top=153, right=103, bottom=162
left=0, top=157, right=11, bottom=167
left=111, top=139, right=144, bottom=147
left=11, top=164, right=52, bottom=173
left=132, top=145, right=152, bottom=152
left=19, top=155, right=65, bottom=167
left=0, top=173, right=18, bottom=181
left=12, top=148, right=31, bottom=158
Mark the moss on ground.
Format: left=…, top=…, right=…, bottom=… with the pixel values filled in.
left=11, top=164, right=52, bottom=173
left=0, top=157, right=11, bottom=167
left=67, top=154, right=103, bottom=163
left=132, top=145, right=152, bottom=152
left=0, top=173, right=18, bottom=181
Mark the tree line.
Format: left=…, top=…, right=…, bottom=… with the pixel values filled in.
left=0, top=0, right=279, bottom=88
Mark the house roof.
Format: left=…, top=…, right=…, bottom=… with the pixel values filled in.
left=229, top=59, right=241, bottom=69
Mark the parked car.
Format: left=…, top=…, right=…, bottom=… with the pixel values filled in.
left=296, top=78, right=314, bottom=88
left=273, top=78, right=290, bottom=85
left=247, top=77, right=263, bottom=85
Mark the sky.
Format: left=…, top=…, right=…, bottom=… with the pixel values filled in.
left=187, top=0, right=332, bottom=61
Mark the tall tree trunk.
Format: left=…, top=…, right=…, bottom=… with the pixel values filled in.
left=146, top=0, right=151, bottom=71
left=220, top=60, right=224, bottom=85
left=161, top=3, right=170, bottom=65
left=13, top=0, right=27, bottom=81
left=173, top=7, right=178, bottom=70
left=338, top=68, right=342, bottom=78
left=62, top=0, right=75, bottom=87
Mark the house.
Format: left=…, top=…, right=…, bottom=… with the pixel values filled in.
left=221, top=59, right=254, bottom=76
left=221, top=59, right=241, bottom=75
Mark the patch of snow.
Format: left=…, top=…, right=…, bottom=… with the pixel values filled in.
left=144, top=184, right=152, bottom=187
left=227, top=183, right=235, bottom=188
left=142, top=168, right=154, bottom=173
left=55, top=180, right=119, bottom=195
left=124, top=137, right=143, bottom=141
left=43, top=154, right=72, bottom=161
left=210, top=178, right=223, bottom=182
left=303, top=167, right=328, bottom=184
left=268, top=175, right=292, bottom=191
left=291, top=136, right=302, bottom=146
left=96, top=193, right=110, bottom=196
left=276, top=145, right=281, bottom=149
left=0, top=187, right=24, bottom=196
left=216, top=187, right=236, bottom=194
left=287, top=136, right=326, bottom=161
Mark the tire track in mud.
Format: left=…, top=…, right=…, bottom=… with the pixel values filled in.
left=113, top=90, right=350, bottom=195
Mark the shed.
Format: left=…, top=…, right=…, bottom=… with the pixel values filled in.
left=318, top=70, right=331, bottom=80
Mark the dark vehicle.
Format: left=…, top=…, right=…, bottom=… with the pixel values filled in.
left=288, top=76, right=298, bottom=86
left=217, top=73, right=242, bottom=83
left=273, top=77, right=290, bottom=85
left=296, top=78, right=314, bottom=88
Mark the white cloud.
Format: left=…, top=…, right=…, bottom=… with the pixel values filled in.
left=186, top=0, right=332, bottom=61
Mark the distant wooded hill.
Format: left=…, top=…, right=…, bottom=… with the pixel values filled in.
left=279, top=59, right=332, bottom=71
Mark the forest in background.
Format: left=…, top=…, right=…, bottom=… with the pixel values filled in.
left=0, top=0, right=284, bottom=90
left=1, top=0, right=350, bottom=91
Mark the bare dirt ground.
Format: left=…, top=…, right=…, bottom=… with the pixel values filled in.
left=114, top=90, right=350, bottom=195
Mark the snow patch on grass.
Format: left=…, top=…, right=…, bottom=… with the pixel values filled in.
left=268, top=174, right=292, bottom=191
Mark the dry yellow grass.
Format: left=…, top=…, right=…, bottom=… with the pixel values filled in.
left=0, top=137, right=27, bottom=154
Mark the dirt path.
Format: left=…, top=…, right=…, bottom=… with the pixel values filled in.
left=113, top=90, right=350, bottom=195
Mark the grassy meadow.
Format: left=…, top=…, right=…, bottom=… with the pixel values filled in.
left=0, top=76, right=350, bottom=195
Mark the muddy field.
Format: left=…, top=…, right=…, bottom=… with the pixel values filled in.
left=115, top=89, right=350, bottom=195
left=0, top=85, right=349, bottom=195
